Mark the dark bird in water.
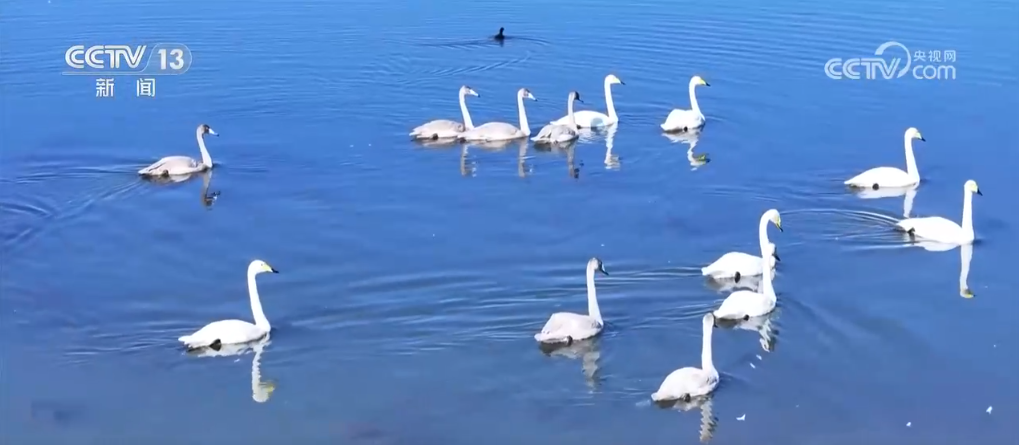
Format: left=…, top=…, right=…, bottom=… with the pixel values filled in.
left=493, top=27, right=506, bottom=41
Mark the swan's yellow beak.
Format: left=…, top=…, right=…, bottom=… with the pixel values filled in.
left=773, top=217, right=783, bottom=232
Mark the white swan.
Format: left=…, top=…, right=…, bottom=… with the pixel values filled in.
left=896, top=179, right=981, bottom=245
left=713, top=244, right=778, bottom=320
left=534, top=257, right=609, bottom=344
left=458, top=88, right=535, bottom=142
left=532, top=91, right=582, bottom=144
left=844, top=127, right=924, bottom=189
left=409, top=85, right=479, bottom=140
left=178, top=259, right=279, bottom=351
left=549, top=74, right=623, bottom=128
left=701, top=209, right=783, bottom=281
left=651, top=313, right=719, bottom=402
left=138, top=124, right=217, bottom=176
left=660, top=76, right=709, bottom=132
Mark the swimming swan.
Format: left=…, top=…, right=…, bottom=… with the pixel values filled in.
left=458, top=88, right=535, bottom=142
left=651, top=313, right=719, bottom=402
left=534, top=257, right=609, bottom=345
left=712, top=244, right=779, bottom=320
left=550, top=74, right=624, bottom=128
left=896, top=179, right=981, bottom=245
left=138, top=124, right=217, bottom=176
left=178, top=260, right=280, bottom=351
left=493, top=27, right=506, bottom=42
left=532, top=91, right=583, bottom=144
left=660, top=76, right=710, bottom=132
left=409, top=86, right=480, bottom=140
left=844, top=127, right=925, bottom=189
left=701, top=209, right=783, bottom=281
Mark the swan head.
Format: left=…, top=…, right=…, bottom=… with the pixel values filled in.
left=965, top=179, right=982, bottom=196
left=764, top=208, right=783, bottom=232
left=703, top=312, right=716, bottom=329
left=198, top=123, right=218, bottom=137
left=570, top=91, right=584, bottom=104
left=905, top=127, right=924, bottom=142
left=690, top=75, right=710, bottom=87
left=605, top=74, right=625, bottom=86
left=248, top=259, right=279, bottom=275
left=519, top=88, right=536, bottom=101
left=588, top=257, right=608, bottom=276
left=460, top=85, right=480, bottom=97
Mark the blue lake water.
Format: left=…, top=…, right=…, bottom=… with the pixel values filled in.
left=2, top=0, right=1018, bottom=443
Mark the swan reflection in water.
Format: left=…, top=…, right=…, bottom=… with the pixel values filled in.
left=897, top=229, right=976, bottom=298
left=141, top=170, right=221, bottom=208
left=656, top=394, right=719, bottom=443
left=714, top=308, right=780, bottom=353
left=538, top=338, right=602, bottom=391
left=458, top=139, right=525, bottom=177
left=600, top=124, right=620, bottom=170
left=851, top=183, right=917, bottom=218
left=186, top=337, right=276, bottom=403
left=662, top=130, right=709, bottom=169
left=532, top=139, right=581, bottom=178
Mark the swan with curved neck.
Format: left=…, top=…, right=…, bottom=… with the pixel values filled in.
left=712, top=243, right=779, bottom=320
left=896, top=179, right=982, bottom=245
left=550, top=74, right=624, bottom=128
left=534, top=258, right=609, bottom=344
left=651, top=313, right=719, bottom=402
left=178, top=259, right=280, bottom=351
left=409, top=85, right=480, bottom=140
left=533, top=91, right=583, bottom=144
left=845, top=127, right=924, bottom=189
left=701, top=209, right=782, bottom=281
left=138, top=124, right=217, bottom=176
left=660, top=75, right=709, bottom=132
left=458, top=88, right=535, bottom=142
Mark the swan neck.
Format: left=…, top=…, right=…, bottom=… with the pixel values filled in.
left=689, top=81, right=702, bottom=116
left=459, top=90, right=475, bottom=130
left=762, top=257, right=776, bottom=299
left=758, top=214, right=771, bottom=250
left=701, top=320, right=715, bottom=373
left=586, top=267, right=603, bottom=325
left=517, top=93, right=531, bottom=135
left=603, top=79, right=617, bottom=120
left=903, top=135, right=919, bottom=182
left=197, top=129, right=213, bottom=168
left=248, top=271, right=270, bottom=330
left=962, top=189, right=974, bottom=240
left=567, top=95, right=577, bottom=128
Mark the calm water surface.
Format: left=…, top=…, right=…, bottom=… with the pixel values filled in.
left=2, top=0, right=1018, bottom=443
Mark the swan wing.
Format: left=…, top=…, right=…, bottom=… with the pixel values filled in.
left=652, top=367, right=718, bottom=401
left=661, top=109, right=703, bottom=131
left=139, top=156, right=202, bottom=175
left=551, top=110, right=613, bottom=128
left=844, top=167, right=914, bottom=187
left=179, top=319, right=266, bottom=347
left=896, top=216, right=964, bottom=242
left=460, top=122, right=522, bottom=141
left=713, top=290, right=773, bottom=319
left=410, top=119, right=465, bottom=139
left=531, top=124, right=555, bottom=141
left=534, top=312, right=601, bottom=343
left=701, top=252, right=765, bottom=277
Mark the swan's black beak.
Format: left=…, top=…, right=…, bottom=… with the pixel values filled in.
left=620, top=81, right=626, bottom=85
left=704, top=81, right=711, bottom=87
left=598, top=265, right=609, bottom=276
left=270, top=267, right=279, bottom=274
left=772, top=252, right=781, bottom=262
left=976, top=189, right=983, bottom=196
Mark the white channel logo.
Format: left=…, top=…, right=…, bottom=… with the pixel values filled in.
left=825, top=41, right=956, bottom=80
left=63, top=43, right=192, bottom=75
